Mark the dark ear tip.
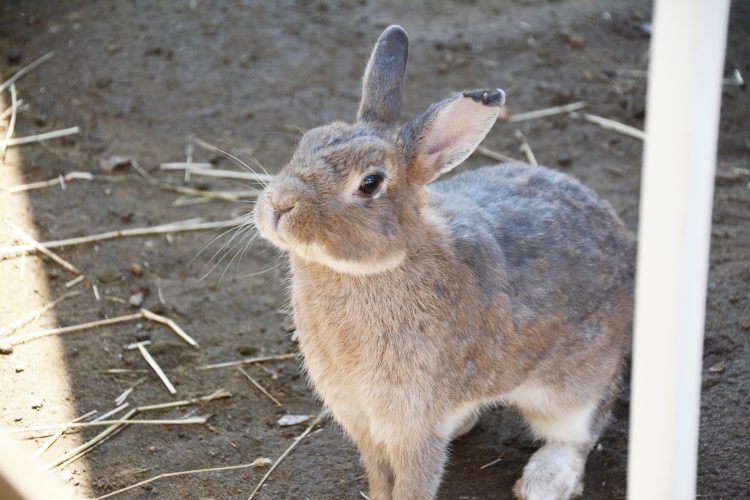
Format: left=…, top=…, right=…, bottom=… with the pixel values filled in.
left=462, top=88, right=506, bottom=107
left=379, top=25, right=409, bottom=45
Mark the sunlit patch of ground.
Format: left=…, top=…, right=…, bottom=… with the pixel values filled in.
left=0, top=82, right=87, bottom=497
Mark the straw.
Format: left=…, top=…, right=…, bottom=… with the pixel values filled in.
left=0, top=218, right=242, bottom=257
left=198, top=353, right=298, bottom=370
left=0, top=51, right=55, bottom=94
left=0, top=126, right=80, bottom=148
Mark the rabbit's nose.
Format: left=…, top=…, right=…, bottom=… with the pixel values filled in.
left=271, top=202, right=295, bottom=229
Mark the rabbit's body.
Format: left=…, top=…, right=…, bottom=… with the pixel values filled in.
left=290, top=163, right=632, bottom=498
left=254, top=26, right=633, bottom=500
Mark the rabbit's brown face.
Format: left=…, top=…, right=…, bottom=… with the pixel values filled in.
left=254, top=122, right=422, bottom=275
left=254, top=24, right=504, bottom=276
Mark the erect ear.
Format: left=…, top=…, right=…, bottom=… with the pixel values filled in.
left=400, top=89, right=505, bottom=185
left=357, top=25, right=409, bottom=126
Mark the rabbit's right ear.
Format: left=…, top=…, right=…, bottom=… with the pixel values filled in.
left=400, top=89, right=505, bottom=185
left=357, top=25, right=409, bottom=126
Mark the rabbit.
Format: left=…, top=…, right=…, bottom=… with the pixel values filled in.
left=253, top=25, right=633, bottom=500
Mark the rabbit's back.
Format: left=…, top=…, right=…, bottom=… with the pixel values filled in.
left=431, top=163, right=634, bottom=328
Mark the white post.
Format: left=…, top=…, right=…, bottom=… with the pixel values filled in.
left=628, top=1, right=730, bottom=499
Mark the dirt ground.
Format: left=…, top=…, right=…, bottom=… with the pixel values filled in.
left=0, top=1, right=748, bottom=499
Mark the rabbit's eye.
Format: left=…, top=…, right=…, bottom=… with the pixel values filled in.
left=358, top=174, right=384, bottom=196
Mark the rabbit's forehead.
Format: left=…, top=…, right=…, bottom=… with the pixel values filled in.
left=288, top=124, right=396, bottom=178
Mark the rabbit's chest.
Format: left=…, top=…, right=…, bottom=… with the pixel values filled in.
left=291, top=277, right=442, bottom=400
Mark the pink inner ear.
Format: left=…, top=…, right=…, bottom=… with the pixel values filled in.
left=424, top=98, right=497, bottom=156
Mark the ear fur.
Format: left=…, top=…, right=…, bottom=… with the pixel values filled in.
left=400, top=89, right=505, bottom=185
left=357, top=25, right=409, bottom=126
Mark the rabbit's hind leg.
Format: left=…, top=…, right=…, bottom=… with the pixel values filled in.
left=512, top=399, right=603, bottom=500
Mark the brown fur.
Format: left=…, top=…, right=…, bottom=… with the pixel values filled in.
left=253, top=25, right=633, bottom=500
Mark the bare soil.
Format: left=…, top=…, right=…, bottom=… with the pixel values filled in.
left=1, top=1, right=748, bottom=499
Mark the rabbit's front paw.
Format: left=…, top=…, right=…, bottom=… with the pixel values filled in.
left=512, top=445, right=584, bottom=500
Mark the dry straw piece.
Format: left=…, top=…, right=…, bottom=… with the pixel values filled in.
left=2, top=312, right=143, bottom=345
left=64, top=274, right=85, bottom=288
left=514, top=130, right=538, bottom=166
left=0, top=290, right=80, bottom=337
left=0, top=126, right=81, bottom=148
left=508, top=101, right=587, bottom=122
left=46, top=389, right=231, bottom=470
left=127, top=340, right=177, bottom=394
left=159, top=162, right=213, bottom=170
left=238, top=367, right=283, bottom=407
left=6, top=416, right=209, bottom=434
left=479, top=457, right=503, bottom=470
left=475, top=146, right=518, bottom=164
left=0, top=98, right=24, bottom=120
left=7, top=222, right=81, bottom=275
left=0, top=217, right=243, bottom=257
left=114, top=388, right=134, bottom=407
left=8, top=171, right=94, bottom=193
left=1, top=83, right=17, bottom=162
left=198, top=352, right=298, bottom=370
left=247, top=410, right=330, bottom=500
left=29, top=410, right=97, bottom=461
left=140, top=308, right=199, bottom=348
left=582, top=113, right=646, bottom=140
left=160, top=164, right=273, bottom=184
left=3, top=307, right=198, bottom=347
left=94, top=457, right=272, bottom=499
left=132, top=160, right=254, bottom=202
left=0, top=50, right=55, bottom=94
left=46, top=408, right=138, bottom=470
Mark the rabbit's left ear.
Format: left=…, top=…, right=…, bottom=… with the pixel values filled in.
left=357, top=25, right=409, bottom=126
left=400, top=89, right=505, bottom=185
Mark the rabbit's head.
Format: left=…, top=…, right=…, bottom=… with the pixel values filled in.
left=254, top=26, right=505, bottom=275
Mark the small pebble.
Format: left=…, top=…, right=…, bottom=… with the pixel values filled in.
left=129, top=263, right=143, bottom=277
left=148, top=446, right=157, bottom=453
left=277, top=414, right=310, bottom=427
left=129, top=292, right=144, bottom=307
left=559, top=30, right=585, bottom=49
left=94, top=76, right=113, bottom=89
left=98, top=155, right=133, bottom=173
left=8, top=47, right=21, bottom=64
left=708, top=361, right=726, bottom=374
left=237, top=345, right=258, bottom=356
left=0, top=343, right=13, bottom=355
left=557, top=155, right=572, bottom=167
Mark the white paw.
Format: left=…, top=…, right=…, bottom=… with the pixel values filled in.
left=512, top=446, right=584, bottom=500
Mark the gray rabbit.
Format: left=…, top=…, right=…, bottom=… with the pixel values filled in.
left=254, top=25, right=633, bottom=500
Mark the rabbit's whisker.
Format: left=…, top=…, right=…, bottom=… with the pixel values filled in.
left=196, top=222, right=254, bottom=282
left=189, top=213, right=253, bottom=265
left=216, top=228, right=262, bottom=290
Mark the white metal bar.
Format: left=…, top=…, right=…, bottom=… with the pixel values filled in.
left=628, top=1, right=730, bottom=499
